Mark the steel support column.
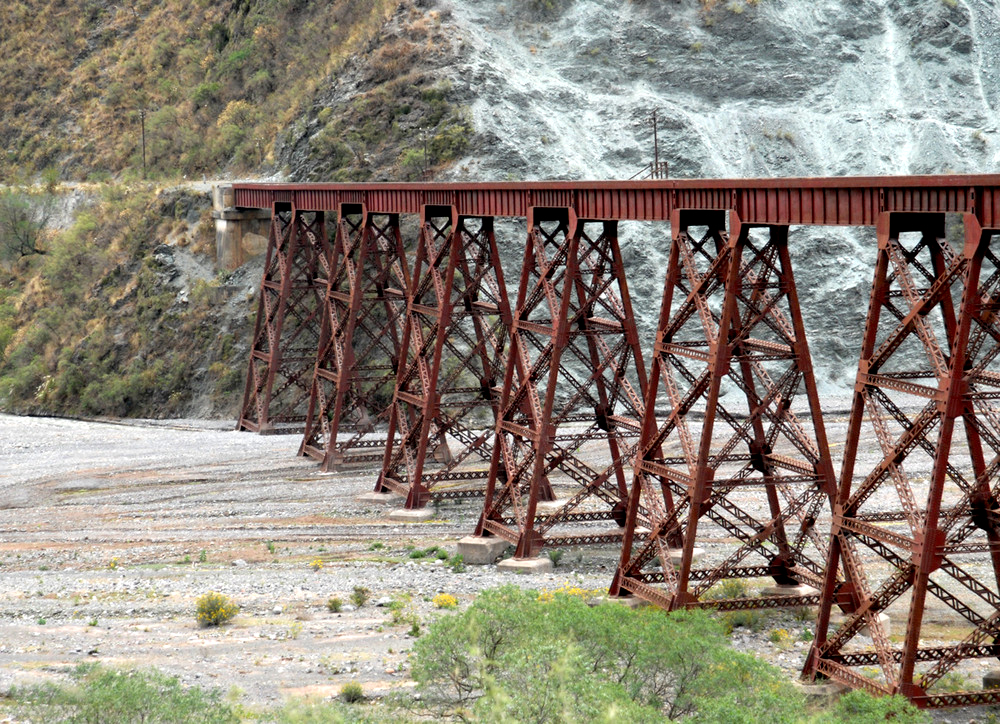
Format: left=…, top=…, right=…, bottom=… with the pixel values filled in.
left=473, top=208, right=649, bottom=556
left=610, top=210, right=837, bottom=611
left=238, top=204, right=330, bottom=434
left=375, top=208, right=513, bottom=507
left=299, top=206, right=410, bottom=469
left=807, top=211, right=1000, bottom=708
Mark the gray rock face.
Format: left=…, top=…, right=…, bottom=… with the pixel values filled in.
left=439, top=0, right=1000, bottom=390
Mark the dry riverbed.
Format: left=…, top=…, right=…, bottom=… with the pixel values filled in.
left=0, top=413, right=992, bottom=722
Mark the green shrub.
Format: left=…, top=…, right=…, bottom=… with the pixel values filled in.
left=10, top=663, right=238, bottom=723
left=195, top=591, right=238, bottom=626
left=411, top=585, right=800, bottom=721
left=813, top=690, right=930, bottom=724
left=340, top=681, right=364, bottom=703
left=350, top=586, right=371, bottom=608
left=327, top=597, right=343, bottom=613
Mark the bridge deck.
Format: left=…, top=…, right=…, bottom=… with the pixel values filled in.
left=232, top=175, right=1000, bottom=228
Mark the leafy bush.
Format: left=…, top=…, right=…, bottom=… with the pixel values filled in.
left=340, top=681, right=364, bottom=704
left=195, top=591, right=238, bottom=626
left=433, top=593, right=458, bottom=609
left=327, top=597, right=343, bottom=613
left=350, top=586, right=371, bottom=608
left=275, top=696, right=402, bottom=723
left=10, top=663, right=238, bottom=723
left=813, top=690, right=929, bottom=724
left=411, top=585, right=804, bottom=721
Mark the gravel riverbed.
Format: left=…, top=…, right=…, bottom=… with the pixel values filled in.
left=0, top=412, right=992, bottom=721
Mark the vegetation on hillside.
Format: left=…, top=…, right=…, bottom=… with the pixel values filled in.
left=0, top=185, right=249, bottom=419
left=0, top=0, right=416, bottom=181
left=0, top=0, right=475, bottom=421
left=284, top=5, right=472, bottom=181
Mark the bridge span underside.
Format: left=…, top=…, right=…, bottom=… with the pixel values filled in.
left=232, top=176, right=1000, bottom=708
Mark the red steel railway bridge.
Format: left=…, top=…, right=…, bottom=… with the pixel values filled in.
left=231, top=175, right=1000, bottom=708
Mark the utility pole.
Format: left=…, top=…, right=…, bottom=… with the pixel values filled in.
left=652, top=109, right=659, bottom=173
left=139, top=109, right=147, bottom=179
left=649, top=109, right=667, bottom=179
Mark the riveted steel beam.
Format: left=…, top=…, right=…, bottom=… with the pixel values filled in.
left=299, top=207, right=410, bottom=469
left=471, top=209, right=649, bottom=558
left=376, top=207, right=513, bottom=507
left=610, top=210, right=838, bottom=613
left=806, top=211, right=1000, bottom=707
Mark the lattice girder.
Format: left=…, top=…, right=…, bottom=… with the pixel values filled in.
left=298, top=205, right=410, bottom=469
left=807, top=211, right=1000, bottom=707
left=474, top=208, right=649, bottom=558
left=376, top=207, right=513, bottom=507
left=611, top=210, right=837, bottom=612
left=239, top=205, right=330, bottom=434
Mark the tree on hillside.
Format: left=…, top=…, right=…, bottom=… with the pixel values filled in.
left=0, top=191, right=52, bottom=264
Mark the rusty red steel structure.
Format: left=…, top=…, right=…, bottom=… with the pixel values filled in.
left=609, top=209, right=838, bottom=612
left=238, top=204, right=330, bottom=434
left=806, top=210, right=1000, bottom=708
left=374, top=207, right=513, bottom=506
left=473, top=209, right=649, bottom=557
left=299, top=206, right=410, bottom=468
left=234, top=176, right=1000, bottom=709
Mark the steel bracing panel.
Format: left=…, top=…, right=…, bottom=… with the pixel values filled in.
left=375, top=207, right=513, bottom=507
left=238, top=205, right=330, bottom=434
left=609, top=210, right=838, bottom=611
left=472, top=209, right=649, bottom=557
left=805, top=211, right=1000, bottom=707
left=299, top=206, right=410, bottom=468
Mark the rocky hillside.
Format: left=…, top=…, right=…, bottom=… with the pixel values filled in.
left=1, top=0, right=999, bottom=418
left=433, top=0, right=1000, bottom=391
left=0, top=0, right=468, bottom=182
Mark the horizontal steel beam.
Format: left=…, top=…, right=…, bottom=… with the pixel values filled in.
left=231, top=176, right=1000, bottom=228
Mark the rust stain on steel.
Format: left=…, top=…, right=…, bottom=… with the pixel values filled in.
left=472, top=210, right=649, bottom=558
left=235, top=176, right=1000, bottom=710
left=299, top=207, right=410, bottom=468
left=238, top=205, right=330, bottom=434
left=375, top=208, right=513, bottom=507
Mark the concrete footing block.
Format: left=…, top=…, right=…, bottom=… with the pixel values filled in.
left=861, top=612, right=891, bottom=638
left=606, top=595, right=650, bottom=610
left=387, top=507, right=435, bottom=523
left=665, top=547, right=705, bottom=564
left=796, top=680, right=848, bottom=700
left=455, top=536, right=510, bottom=565
left=356, top=491, right=398, bottom=505
left=497, top=556, right=554, bottom=574
left=983, top=670, right=1000, bottom=689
